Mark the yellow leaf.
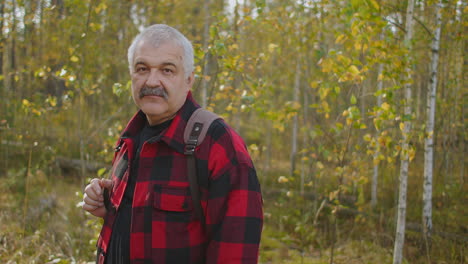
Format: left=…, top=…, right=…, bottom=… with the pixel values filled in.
left=321, top=101, right=329, bottom=110
left=249, top=144, right=259, bottom=152
left=22, top=99, right=30, bottom=106
left=399, top=122, right=405, bottom=131
left=381, top=102, right=391, bottom=111
left=409, top=147, right=416, bottom=161
left=268, top=43, right=278, bottom=53
left=316, top=161, right=324, bottom=169
left=369, top=0, right=380, bottom=10
left=70, top=55, right=79, bottom=62
left=48, top=97, right=57, bottom=107
left=427, top=131, right=434, bottom=139
left=348, top=65, right=360, bottom=75
left=32, top=109, right=42, bottom=116
left=278, top=176, right=289, bottom=183
left=335, top=34, right=346, bottom=44
left=363, top=134, right=372, bottom=142
left=354, top=42, right=362, bottom=51
left=310, top=81, right=319, bottom=89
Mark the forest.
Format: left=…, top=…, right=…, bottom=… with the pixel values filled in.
left=0, top=0, right=466, bottom=263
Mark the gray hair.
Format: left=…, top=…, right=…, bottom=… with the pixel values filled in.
left=127, top=24, right=194, bottom=78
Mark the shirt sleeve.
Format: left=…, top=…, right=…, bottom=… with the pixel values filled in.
left=205, top=126, right=263, bottom=264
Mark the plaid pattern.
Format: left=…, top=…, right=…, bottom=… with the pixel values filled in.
left=96, top=92, right=263, bottom=264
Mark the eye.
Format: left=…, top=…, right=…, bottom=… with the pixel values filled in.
left=135, top=65, right=149, bottom=73
left=162, top=68, right=174, bottom=74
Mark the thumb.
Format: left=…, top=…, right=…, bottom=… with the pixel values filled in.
left=99, top=179, right=114, bottom=190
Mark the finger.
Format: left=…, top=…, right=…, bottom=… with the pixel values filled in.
left=82, top=202, right=99, bottom=212
left=100, top=179, right=114, bottom=190
left=83, top=194, right=104, bottom=207
left=92, top=180, right=102, bottom=196
left=84, top=180, right=103, bottom=201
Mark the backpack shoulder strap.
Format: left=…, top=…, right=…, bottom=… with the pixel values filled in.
left=183, top=108, right=221, bottom=229
left=184, top=108, right=220, bottom=154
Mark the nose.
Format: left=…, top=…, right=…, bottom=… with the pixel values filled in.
left=146, top=69, right=162, bottom=88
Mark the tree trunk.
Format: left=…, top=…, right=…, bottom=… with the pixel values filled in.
left=423, top=0, right=443, bottom=243
left=0, top=2, right=4, bottom=176
left=262, top=120, right=273, bottom=179
left=200, top=0, right=211, bottom=108
left=371, top=58, right=384, bottom=208
left=453, top=0, right=465, bottom=187
left=290, top=60, right=300, bottom=176
left=6, top=0, right=17, bottom=94
left=231, top=0, right=242, bottom=133
left=300, top=85, right=309, bottom=197
left=0, top=2, right=4, bottom=79
left=393, top=0, right=415, bottom=263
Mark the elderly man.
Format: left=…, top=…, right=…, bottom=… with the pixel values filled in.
left=82, top=24, right=263, bottom=264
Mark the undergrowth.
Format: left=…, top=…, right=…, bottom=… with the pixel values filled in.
left=0, top=168, right=465, bottom=264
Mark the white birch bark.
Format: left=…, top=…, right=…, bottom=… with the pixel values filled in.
left=393, top=0, right=415, bottom=263
left=423, top=0, right=443, bottom=240
left=371, top=60, right=384, bottom=208
left=300, top=88, right=309, bottom=197
left=200, top=0, right=210, bottom=108
left=290, top=60, right=300, bottom=176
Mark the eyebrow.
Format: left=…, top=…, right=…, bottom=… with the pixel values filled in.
left=134, top=61, right=177, bottom=69
left=160, top=62, right=177, bottom=68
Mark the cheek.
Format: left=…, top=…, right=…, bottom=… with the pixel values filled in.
left=131, top=84, right=141, bottom=101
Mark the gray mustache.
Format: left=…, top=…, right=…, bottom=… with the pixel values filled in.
left=139, top=86, right=168, bottom=99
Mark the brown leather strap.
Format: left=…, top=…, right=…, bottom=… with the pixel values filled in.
left=184, top=108, right=220, bottom=229
left=184, top=108, right=220, bottom=149
left=187, top=155, right=205, bottom=228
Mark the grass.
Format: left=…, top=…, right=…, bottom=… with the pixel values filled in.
left=0, top=168, right=465, bottom=264
left=0, top=169, right=100, bottom=263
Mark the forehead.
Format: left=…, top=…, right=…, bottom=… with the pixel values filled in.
left=133, top=40, right=184, bottom=65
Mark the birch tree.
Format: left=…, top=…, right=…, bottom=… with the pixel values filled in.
left=393, top=0, right=415, bottom=263
left=423, top=0, right=443, bottom=243
left=200, top=0, right=211, bottom=108
left=371, top=60, right=384, bottom=208
left=291, top=60, right=300, bottom=176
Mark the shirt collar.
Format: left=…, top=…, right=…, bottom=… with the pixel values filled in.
left=120, top=91, right=200, bottom=154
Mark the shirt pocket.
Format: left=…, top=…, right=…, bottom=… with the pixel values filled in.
left=153, top=185, right=193, bottom=212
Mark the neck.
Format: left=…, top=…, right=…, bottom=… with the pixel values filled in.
left=146, top=113, right=176, bottom=126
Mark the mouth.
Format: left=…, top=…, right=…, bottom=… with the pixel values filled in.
left=139, top=87, right=168, bottom=100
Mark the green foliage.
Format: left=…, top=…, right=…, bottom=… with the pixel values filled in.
left=0, top=0, right=465, bottom=263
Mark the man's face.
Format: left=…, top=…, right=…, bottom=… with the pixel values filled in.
left=131, top=40, right=194, bottom=125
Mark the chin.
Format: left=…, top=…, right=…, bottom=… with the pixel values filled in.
left=139, top=102, right=167, bottom=115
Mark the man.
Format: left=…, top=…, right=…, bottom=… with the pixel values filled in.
left=82, top=24, right=263, bottom=264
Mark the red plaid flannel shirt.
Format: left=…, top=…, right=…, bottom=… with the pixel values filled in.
left=96, top=92, right=263, bottom=263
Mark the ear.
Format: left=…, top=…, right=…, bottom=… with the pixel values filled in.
left=186, top=72, right=195, bottom=88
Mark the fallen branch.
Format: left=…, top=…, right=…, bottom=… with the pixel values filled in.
left=55, top=156, right=110, bottom=174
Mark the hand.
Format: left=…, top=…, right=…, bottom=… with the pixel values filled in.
left=82, top=178, right=113, bottom=218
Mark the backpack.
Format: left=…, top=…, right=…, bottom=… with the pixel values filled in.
left=183, top=108, right=221, bottom=228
